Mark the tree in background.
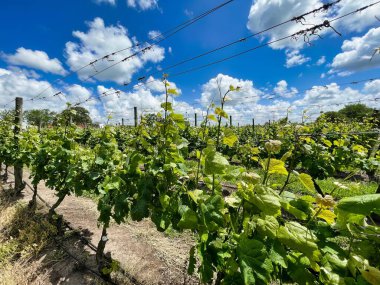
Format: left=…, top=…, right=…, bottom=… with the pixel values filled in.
left=58, top=106, right=92, bottom=126
left=339, top=104, right=374, bottom=121
left=317, top=111, right=346, bottom=123
left=25, top=109, right=56, bottom=128
left=317, top=104, right=376, bottom=123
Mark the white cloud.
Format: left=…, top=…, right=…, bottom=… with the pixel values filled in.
left=199, top=74, right=262, bottom=108
left=247, top=0, right=380, bottom=69
left=285, top=50, right=311, bottom=68
left=127, top=0, right=158, bottom=10
left=65, top=17, right=165, bottom=85
left=7, top=66, right=41, bottom=79
left=247, top=0, right=380, bottom=50
left=148, top=30, right=162, bottom=41
left=316, top=56, right=326, bottom=66
left=94, top=0, right=116, bottom=5
left=2, top=67, right=379, bottom=126
left=2, top=48, right=67, bottom=75
left=247, top=0, right=326, bottom=50
left=195, top=74, right=380, bottom=125
left=333, top=0, right=380, bottom=34
left=0, top=67, right=101, bottom=121
left=274, top=80, right=298, bottom=98
left=98, top=77, right=200, bottom=125
left=329, top=27, right=380, bottom=76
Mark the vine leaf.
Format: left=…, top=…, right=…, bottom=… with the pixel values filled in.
left=237, top=238, right=274, bottom=285
left=298, top=173, right=316, bottom=192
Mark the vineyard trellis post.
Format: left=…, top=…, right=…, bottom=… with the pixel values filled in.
left=134, top=107, right=138, bottom=127
left=122, top=118, right=124, bottom=126
left=252, top=118, right=255, bottom=138
left=229, top=115, right=232, bottom=127
left=14, top=97, right=24, bottom=195
left=194, top=113, right=197, bottom=127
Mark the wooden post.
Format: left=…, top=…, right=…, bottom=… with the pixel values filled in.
left=194, top=113, right=197, bottom=127
left=14, top=97, right=24, bottom=195
left=122, top=118, right=124, bottom=126
left=229, top=115, right=232, bottom=127
left=134, top=107, right=138, bottom=127
left=252, top=118, right=255, bottom=134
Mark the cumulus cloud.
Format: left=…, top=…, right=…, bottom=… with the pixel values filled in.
left=0, top=67, right=101, bottom=121
left=274, top=80, right=298, bottom=98
left=93, top=0, right=116, bottom=5
left=199, top=74, right=262, bottom=107
left=2, top=48, right=67, bottom=75
left=285, top=50, right=311, bottom=68
left=98, top=76, right=201, bottom=125
left=329, top=27, right=380, bottom=76
left=127, top=0, right=158, bottom=10
left=65, top=17, right=165, bottom=85
left=247, top=0, right=380, bottom=70
left=247, top=0, right=326, bottom=50
left=247, top=0, right=379, bottom=50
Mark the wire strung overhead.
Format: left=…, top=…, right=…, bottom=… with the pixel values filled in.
left=26, top=0, right=235, bottom=103
left=125, top=0, right=343, bottom=86
left=76, top=0, right=346, bottom=105
left=91, top=0, right=380, bottom=108
left=164, top=0, right=380, bottom=81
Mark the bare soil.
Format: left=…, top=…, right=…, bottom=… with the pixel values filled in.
left=3, top=169, right=198, bottom=285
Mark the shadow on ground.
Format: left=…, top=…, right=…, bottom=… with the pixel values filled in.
left=0, top=183, right=125, bottom=285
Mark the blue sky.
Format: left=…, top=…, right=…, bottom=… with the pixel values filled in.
left=0, top=0, right=380, bottom=124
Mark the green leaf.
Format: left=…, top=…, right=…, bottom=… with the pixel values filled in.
left=281, top=150, right=292, bottom=162
left=298, top=173, right=315, bottom=192
left=161, top=102, right=173, bottom=111
left=95, top=157, right=104, bottom=165
left=207, top=114, right=217, bottom=122
left=317, top=209, right=336, bottom=224
left=131, top=199, right=149, bottom=221
left=167, top=88, right=179, bottom=95
left=269, top=241, right=287, bottom=268
left=277, top=222, right=320, bottom=261
left=241, top=185, right=281, bottom=216
left=362, top=266, right=380, bottom=285
left=337, top=194, right=380, bottom=216
left=237, top=238, right=273, bottom=284
left=256, top=215, right=279, bottom=239
left=280, top=201, right=308, bottom=220
left=260, top=158, right=288, bottom=176
left=178, top=205, right=198, bottom=229
left=215, top=107, right=228, bottom=119
left=223, top=129, right=238, bottom=147
left=204, top=147, right=229, bottom=175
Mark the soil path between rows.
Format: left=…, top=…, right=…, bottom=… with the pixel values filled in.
left=10, top=168, right=197, bottom=285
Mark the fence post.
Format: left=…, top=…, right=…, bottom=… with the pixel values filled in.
left=14, top=97, right=24, bottom=195
left=134, top=107, right=138, bottom=127
left=122, top=118, right=124, bottom=126
left=229, top=115, right=232, bottom=127
left=194, top=113, right=197, bottom=127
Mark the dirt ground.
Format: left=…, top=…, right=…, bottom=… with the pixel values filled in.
left=2, top=169, right=198, bottom=285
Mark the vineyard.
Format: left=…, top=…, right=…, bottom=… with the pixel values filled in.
left=0, top=81, right=380, bottom=284
left=1, top=0, right=380, bottom=284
